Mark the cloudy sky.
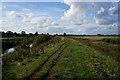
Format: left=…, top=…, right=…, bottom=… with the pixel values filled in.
left=0, top=0, right=119, bottom=35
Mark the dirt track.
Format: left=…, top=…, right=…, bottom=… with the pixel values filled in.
left=30, top=43, right=65, bottom=79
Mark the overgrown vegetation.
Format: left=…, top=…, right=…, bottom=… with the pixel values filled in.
left=70, top=37, right=120, bottom=64
left=101, top=38, right=120, bottom=45
left=2, top=38, right=22, bottom=53
left=2, top=34, right=65, bottom=79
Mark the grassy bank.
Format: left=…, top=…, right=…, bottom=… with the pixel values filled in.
left=101, top=38, right=120, bottom=45
left=71, top=37, right=120, bottom=64
left=2, top=35, right=65, bottom=79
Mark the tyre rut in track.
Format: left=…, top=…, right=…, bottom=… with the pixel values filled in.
left=43, top=44, right=66, bottom=80
left=29, top=43, right=65, bottom=80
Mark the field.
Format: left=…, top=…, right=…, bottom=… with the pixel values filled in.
left=72, top=36, right=118, bottom=40
left=0, top=37, right=23, bottom=40
left=2, top=35, right=120, bottom=79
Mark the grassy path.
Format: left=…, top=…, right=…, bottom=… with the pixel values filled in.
left=43, top=43, right=67, bottom=80
left=30, top=43, right=66, bottom=79
left=33, top=44, right=66, bottom=79
left=46, top=38, right=120, bottom=79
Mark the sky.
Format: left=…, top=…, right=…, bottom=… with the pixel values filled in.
left=0, top=0, right=119, bottom=35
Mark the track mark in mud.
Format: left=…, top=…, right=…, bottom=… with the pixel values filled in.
left=29, top=43, right=65, bottom=80
left=44, top=45, right=66, bottom=80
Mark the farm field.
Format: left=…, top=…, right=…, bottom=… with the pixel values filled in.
left=2, top=35, right=120, bottom=79
left=71, top=36, right=118, bottom=40
left=0, top=37, right=23, bottom=40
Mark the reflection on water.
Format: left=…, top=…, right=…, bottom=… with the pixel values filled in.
left=2, top=48, right=15, bottom=56
left=30, top=44, right=33, bottom=48
left=1, top=43, right=33, bottom=56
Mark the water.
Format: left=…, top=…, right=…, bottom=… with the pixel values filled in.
left=29, top=44, right=33, bottom=48
left=1, top=43, right=33, bottom=56
left=2, top=48, right=15, bottom=56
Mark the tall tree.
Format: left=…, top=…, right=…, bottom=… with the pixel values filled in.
left=14, top=32, right=17, bottom=37
left=21, top=31, right=26, bottom=37
left=34, top=32, right=38, bottom=36
left=63, top=33, right=66, bottom=36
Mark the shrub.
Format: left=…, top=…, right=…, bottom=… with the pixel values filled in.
left=101, top=38, right=120, bottom=45
left=33, top=34, right=52, bottom=47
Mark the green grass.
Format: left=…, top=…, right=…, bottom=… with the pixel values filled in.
left=94, top=42, right=120, bottom=55
left=2, top=41, right=64, bottom=79
left=2, top=37, right=120, bottom=79
left=72, top=37, right=120, bottom=63
left=47, top=38, right=120, bottom=79
left=0, top=37, right=23, bottom=39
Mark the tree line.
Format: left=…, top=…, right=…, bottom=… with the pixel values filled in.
left=1, top=31, right=39, bottom=37
left=0, top=31, right=119, bottom=37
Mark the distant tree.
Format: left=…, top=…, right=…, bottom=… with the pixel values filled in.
left=21, top=31, right=26, bottom=35
left=47, top=33, right=49, bottom=35
left=97, top=34, right=103, bottom=36
left=55, top=33, right=58, bottom=36
left=34, top=32, right=38, bottom=36
left=14, top=32, right=17, bottom=37
left=29, top=33, right=33, bottom=37
left=0, top=32, right=2, bottom=37
left=63, top=33, right=66, bottom=36
left=6, top=31, right=13, bottom=37
left=21, top=31, right=26, bottom=37
left=2, top=32, right=6, bottom=37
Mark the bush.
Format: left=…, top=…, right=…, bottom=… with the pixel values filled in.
left=101, top=38, right=120, bottom=45
left=33, top=34, right=52, bottom=47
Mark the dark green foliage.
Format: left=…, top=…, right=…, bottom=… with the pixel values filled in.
left=20, top=37, right=34, bottom=48
left=101, top=38, right=120, bottom=45
left=6, top=31, right=14, bottom=37
left=2, top=35, right=63, bottom=79
left=2, top=34, right=61, bottom=67
left=97, top=34, right=104, bottom=36
left=2, top=37, right=34, bottom=66
left=63, top=33, right=66, bottom=36
left=2, top=38, right=21, bottom=53
left=33, top=34, right=52, bottom=47
left=34, top=32, right=38, bottom=36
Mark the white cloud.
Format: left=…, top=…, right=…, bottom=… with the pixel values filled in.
left=7, top=11, right=22, bottom=18
left=22, top=17, right=29, bottom=22
left=109, top=6, right=116, bottom=11
left=2, top=2, right=118, bottom=35
left=22, top=8, right=30, bottom=11
left=109, top=6, right=117, bottom=14
left=61, top=1, right=91, bottom=24
left=94, top=2, right=118, bottom=25
left=22, top=15, right=52, bottom=28
left=30, top=16, right=50, bottom=26
left=51, top=22, right=58, bottom=26
left=97, top=7, right=104, bottom=14
left=27, top=13, right=34, bottom=18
